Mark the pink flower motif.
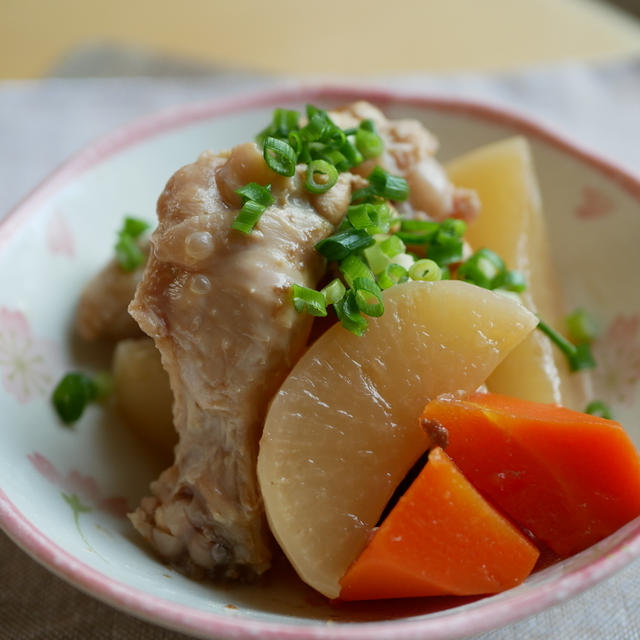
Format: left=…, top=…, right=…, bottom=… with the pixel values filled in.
left=575, top=186, right=615, bottom=220
left=46, top=211, right=75, bottom=257
left=592, top=315, right=640, bottom=407
left=0, top=307, right=58, bottom=403
left=27, top=451, right=129, bottom=518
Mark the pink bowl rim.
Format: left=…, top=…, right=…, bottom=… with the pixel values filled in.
left=2, top=84, right=640, bottom=640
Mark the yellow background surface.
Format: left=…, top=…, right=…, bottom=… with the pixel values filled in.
left=3, top=0, right=640, bottom=78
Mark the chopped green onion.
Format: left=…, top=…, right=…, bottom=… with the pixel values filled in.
left=426, top=237, right=464, bottom=266
left=321, top=278, right=346, bottom=305
left=458, top=248, right=506, bottom=288
left=115, top=216, right=150, bottom=272
left=51, top=372, right=98, bottom=425
left=360, top=119, right=376, bottom=133
left=235, top=182, right=274, bottom=207
left=121, top=216, right=150, bottom=238
left=347, top=204, right=375, bottom=230
left=377, top=263, right=409, bottom=290
left=315, top=229, right=375, bottom=261
left=379, top=235, right=405, bottom=258
left=364, top=243, right=392, bottom=275
left=340, top=254, right=374, bottom=287
left=339, top=140, right=364, bottom=169
left=440, top=217, right=467, bottom=238
left=573, top=343, right=597, bottom=370
left=394, top=219, right=439, bottom=245
left=232, top=183, right=274, bottom=234
left=232, top=200, right=267, bottom=234
left=256, top=108, right=300, bottom=145
left=306, top=104, right=321, bottom=119
left=272, top=108, right=299, bottom=136
left=334, top=293, right=369, bottom=336
left=351, top=185, right=380, bottom=203
left=537, top=320, right=597, bottom=372
left=115, top=234, right=146, bottom=272
left=288, top=130, right=304, bottom=156
left=291, top=284, right=327, bottom=317
left=566, top=308, right=600, bottom=344
left=305, top=159, right=339, bottom=194
left=367, top=166, right=410, bottom=201
left=353, top=277, right=384, bottom=317
left=263, top=137, right=297, bottom=177
left=301, top=112, right=331, bottom=142
left=327, top=127, right=347, bottom=148
left=409, top=259, right=442, bottom=281
left=355, top=128, right=384, bottom=159
left=493, top=269, right=527, bottom=293
left=322, top=148, right=350, bottom=172
left=93, top=371, right=113, bottom=401
left=585, top=400, right=613, bottom=419
left=368, top=203, right=394, bottom=233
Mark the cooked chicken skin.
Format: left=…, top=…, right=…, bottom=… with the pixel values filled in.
left=128, top=142, right=357, bottom=579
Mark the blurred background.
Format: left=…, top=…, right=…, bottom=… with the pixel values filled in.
left=2, top=0, right=640, bottom=77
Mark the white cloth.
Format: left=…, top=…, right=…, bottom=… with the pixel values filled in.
left=2, top=55, right=640, bottom=639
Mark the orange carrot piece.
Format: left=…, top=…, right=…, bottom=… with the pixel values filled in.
left=338, top=447, right=539, bottom=601
left=421, top=392, right=640, bottom=557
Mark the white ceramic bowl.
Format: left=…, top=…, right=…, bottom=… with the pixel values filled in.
left=2, top=86, right=640, bottom=640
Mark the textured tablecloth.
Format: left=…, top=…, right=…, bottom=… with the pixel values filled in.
left=2, top=55, right=640, bottom=639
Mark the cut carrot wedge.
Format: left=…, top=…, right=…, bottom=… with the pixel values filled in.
left=421, top=393, right=640, bottom=557
left=338, top=447, right=539, bottom=601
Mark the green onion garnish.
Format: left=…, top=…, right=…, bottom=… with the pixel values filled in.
left=272, top=108, right=300, bottom=137
left=493, top=269, right=527, bottom=293
left=377, top=263, right=409, bottom=290
left=121, top=217, right=150, bottom=238
left=394, top=219, right=439, bottom=245
left=367, top=166, right=410, bottom=202
left=566, top=308, right=600, bottom=344
left=347, top=204, right=375, bottom=230
left=340, top=254, right=375, bottom=288
left=51, top=371, right=111, bottom=425
left=315, top=229, right=375, bottom=261
left=355, top=127, right=384, bottom=160
left=115, top=234, right=146, bottom=272
left=322, top=148, right=350, bottom=172
left=458, top=248, right=506, bottom=288
left=232, top=200, right=268, bottom=234
left=305, top=159, right=339, bottom=194
left=301, top=112, right=331, bottom=142
left=232, top=183, right=274, bottom=234
left=339, top=140, right=364, bottom=169
left=291, top=284, right=327, bottom=317
left=353, top=277, right=384, bottom=317
left=426, top=237, right=464, bottom=266
left=363, top=243, right=392, bottom=275
left=537, top=320, right=596, bottom=372
left=256, top=108, right=300, bottom=145
left=409, top=259, right=442, bottom=281
left=334, top=293, right=369, bottom=336
left=115, top=216, right=149, bottom=272
left=321, top=278, right=347, bottom=305
left=379, top=235, right=405, bottom=258
left=585, top=400, right=613, bottom=419
left=264, top=137, right=297, bottom=177
left=235, top=182, right=274, bottom=208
